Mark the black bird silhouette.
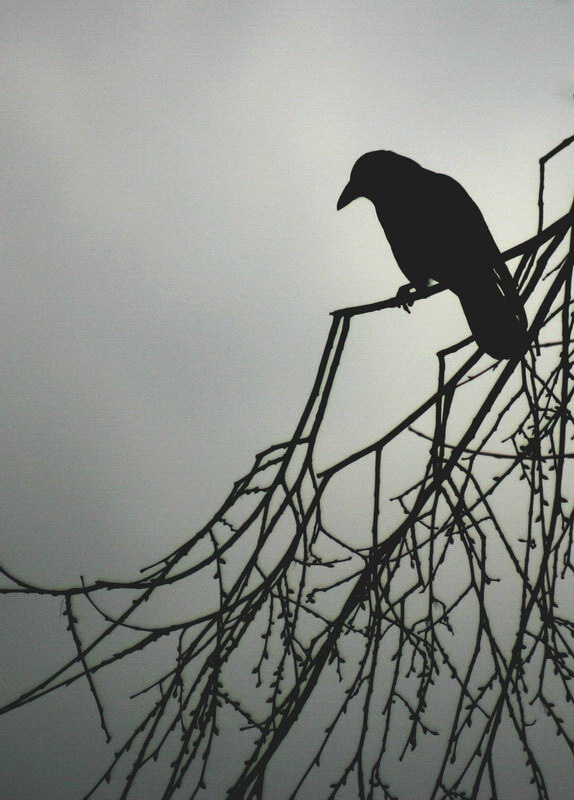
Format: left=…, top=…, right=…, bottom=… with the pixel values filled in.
left=337, top=151, right=529, bottom=359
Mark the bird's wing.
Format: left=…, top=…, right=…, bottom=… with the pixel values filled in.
left=427, top=173, right=520, bottom=300
left=426, top=173, right=527, bottom=358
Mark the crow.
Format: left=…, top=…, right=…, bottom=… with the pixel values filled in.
left=337, top=151, right=529, bottom=359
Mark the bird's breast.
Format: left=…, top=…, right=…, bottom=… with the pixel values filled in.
left=375, top=205, right=442, bottom=288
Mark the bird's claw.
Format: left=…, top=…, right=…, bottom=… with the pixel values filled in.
left=395, top=285, right=416, bottom=314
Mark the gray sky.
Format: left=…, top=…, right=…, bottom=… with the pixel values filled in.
left=0, top=1, right=573, bottom=797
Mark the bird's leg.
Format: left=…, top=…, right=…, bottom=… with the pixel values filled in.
left=395, top=279, right=439, bottom=312
left=394, top=283, right=418, bottom=313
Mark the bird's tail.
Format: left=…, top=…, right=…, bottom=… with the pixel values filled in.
left=456, top=283, right=529, bottom=360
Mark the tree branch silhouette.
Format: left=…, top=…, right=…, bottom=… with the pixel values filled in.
left=1, top=138, right=574, bottom=800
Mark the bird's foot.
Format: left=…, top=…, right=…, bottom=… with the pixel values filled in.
left=395, top=283, right=417, bottom=313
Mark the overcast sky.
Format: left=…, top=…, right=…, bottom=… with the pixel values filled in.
left=0, top=2, right=573, bottom=797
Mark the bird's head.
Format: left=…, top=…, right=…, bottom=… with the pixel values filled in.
left=337, top=150, right=420, bottom=210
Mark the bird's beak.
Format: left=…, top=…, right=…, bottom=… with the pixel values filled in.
left=337, top=181, right=360, bottom=210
